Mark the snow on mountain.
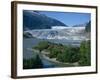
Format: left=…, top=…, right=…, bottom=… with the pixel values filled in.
left=52, top=26, right=85, bottom=30
left=24, top=26, right=90, bottom=41
left=52, top=26, right=69, bottom=29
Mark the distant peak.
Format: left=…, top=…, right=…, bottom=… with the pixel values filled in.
left=72, top=23, right=87, bottom=27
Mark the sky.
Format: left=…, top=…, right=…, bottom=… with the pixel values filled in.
left=39, top=11, right=91, bottom=27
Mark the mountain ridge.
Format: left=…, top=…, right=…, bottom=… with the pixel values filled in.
left=23, top=10, right=67, bottom=30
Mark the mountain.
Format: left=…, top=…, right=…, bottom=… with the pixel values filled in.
left=72, top=23, right=87, bottom=27
left=23, top=32, right=33, bottom=38
left=85, top=21, right=91, bottom=32
left=72, top=21, right=91, bottom=32
left=23, top=11, right=67, bottom=30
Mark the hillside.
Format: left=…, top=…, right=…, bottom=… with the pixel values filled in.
left=85, top=21, right=91, bottom=32
left=23, top=10, right=67, bottom=30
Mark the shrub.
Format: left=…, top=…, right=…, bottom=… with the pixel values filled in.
left=23, top=54, right=43, bottom=69
left=79, top=40, right=91, bottom=66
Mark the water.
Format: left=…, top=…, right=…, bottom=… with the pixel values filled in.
left=23, top=38, right=41, bottom=59
left=23, top=38, right=56, bottom=68
left=23, top=38, right=81, bottom=68
left=47, top=39, right=81, bottom=46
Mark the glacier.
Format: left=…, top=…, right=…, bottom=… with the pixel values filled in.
left=24, top=26, right=90, bottom=41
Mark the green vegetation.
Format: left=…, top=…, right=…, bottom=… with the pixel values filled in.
left=49, top=46, right=61, bottom=58
left=56, top=47, right=80, bottom=63
left=79, top=40, right=91, bottom=66
left=33, top=41, right=49, bottom=52
left=33, top=40, right=91, bottom=66
left=23, top=54, right=43, bottom=69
